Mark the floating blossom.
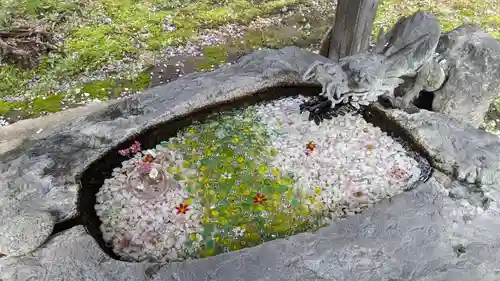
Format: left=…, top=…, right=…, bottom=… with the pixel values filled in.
left=175, top=203, right=190, bottom=214
left=366, top=144, right=374, bottom=150
left=305, top=141, right=317, bottom=155
left=232, top=227, right=246, bottom=237
left=130, top=141, right=142, bottom=153
left=118, top=149, right=130, bottom=156
left=119, top=141, right=141, bottom=156
left=390, top=166, right=407, bottom=180
left=144, top=149, right=157, bottom=158
left=143, top=154, right=155, bottom=163
left=306, top=141, right=317, bottom=151
left=149, top=168, right=159, bottom=179
left=254, top=194, right=267, bottom=204
left=137, top=162, right=153, bottom=174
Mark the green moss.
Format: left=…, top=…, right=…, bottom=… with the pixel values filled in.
left=374, top=0, right=500, bottom=39
left=0, top=0, right=301, bottom=104
left=0, top=66, right=28, bottom=98
left=31, top=94, right=64, bottom=114
left=73, top=71, right=152, bottom=101
left=0, top=101, right=23, bottom=116
left=196, top=45, right=229, bottom=71
left=63, top=0, right=300, bottom=73
left=1, top=0, right=498, bottom=121
left=163, top=109, right=326, bottom=258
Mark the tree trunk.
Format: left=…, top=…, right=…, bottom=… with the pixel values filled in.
left=320, top=0, right=380, bottom=61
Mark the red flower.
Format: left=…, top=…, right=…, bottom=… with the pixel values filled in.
left=144, top=154, right=155, bottom=163
left=306, top=141, right=317, bottom=151
left=176, top=203, right=190, bottom=214
left=305, top=141, right=317, bottom=155
left=130, top=141, right=142, bottom=153
left=254, top=194, right=267, bottom=204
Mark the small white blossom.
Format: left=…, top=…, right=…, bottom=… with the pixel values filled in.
left=144, top=149, right=157, bottom=158
left=149, top=168, right=159, bottom=179
left=232, top=227, right=246, bottom=237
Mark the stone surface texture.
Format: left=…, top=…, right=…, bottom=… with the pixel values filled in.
left=0, top=211, right=54, bottom=256
left=1, top=175, right=500, bottom=281
left=1, top=45, right=500, bottom=280
left=0, top=99, right=120, bottom=155
left=377, top=105, right=500, bottom=186
left=433, top=24, right=500, bottom=128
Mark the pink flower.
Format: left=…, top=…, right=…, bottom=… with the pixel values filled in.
left=137, top=162, right=152, bottom=174
left=130, top=141, right=142, bottom=153
left=118, top=149, right=130, bottom=156
left=390, top=166, right=407, bottom=180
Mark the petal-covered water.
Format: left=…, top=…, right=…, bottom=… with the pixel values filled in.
left=95, top=95, right=422, bottom=262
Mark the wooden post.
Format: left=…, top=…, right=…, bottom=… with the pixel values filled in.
left=321, top=0, right=380, bottom=61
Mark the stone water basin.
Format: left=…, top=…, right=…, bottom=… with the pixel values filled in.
left=79, top=86, right=432, bottom=263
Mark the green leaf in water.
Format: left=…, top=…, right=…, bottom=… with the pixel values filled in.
left=206, top=239, right=214, bottom=249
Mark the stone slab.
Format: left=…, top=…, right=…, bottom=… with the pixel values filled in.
left=376, top=106, right=500, bottom=186
left=0, top=100, right=120, bottom=155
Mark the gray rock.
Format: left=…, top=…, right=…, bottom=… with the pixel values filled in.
left=0, top=211, right=54, bottom=256
left=2, top=45, right=500, bottom=280
left=0, top=226, right=149, bottom=281
left=433, top=24, right=500, bottom=128
left=0, top=46, right=330, bottom=258
left=376, top=105, right=500, bottom=185
left=2, top=177, right=500, bottom=281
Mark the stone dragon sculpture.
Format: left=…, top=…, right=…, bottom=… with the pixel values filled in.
left=301, top=11, right=448, bottom=124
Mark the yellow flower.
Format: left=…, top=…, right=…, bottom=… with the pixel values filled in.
left=271, top=167, right=280, bottom=177
left=314, top=187, right=322, bottom=195
left=189, top=233, right=198, bottom=241
left=257, top=164, right=268, bottom=174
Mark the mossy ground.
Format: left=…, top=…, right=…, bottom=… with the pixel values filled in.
left=159, top=108, right=326, bottom=258
left=0, top=0, right=499, bottom=122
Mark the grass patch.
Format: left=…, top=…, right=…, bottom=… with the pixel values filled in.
left=0, top=0, right=300, bottom=99
left=196, top=45, right=229, bottom=71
